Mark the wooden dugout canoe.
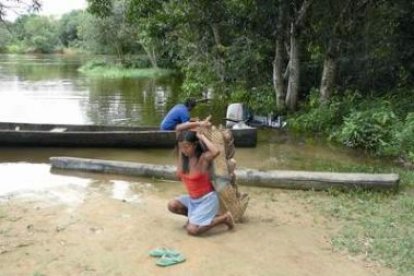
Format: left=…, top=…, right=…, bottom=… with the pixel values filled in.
left=50, top=157, right=399, bottom=191
left=0, top=122, right=257, bottom=148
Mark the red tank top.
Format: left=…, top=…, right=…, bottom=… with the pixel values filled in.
left=178, top=171, right=214, bottom=199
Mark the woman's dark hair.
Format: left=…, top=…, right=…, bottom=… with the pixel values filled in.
left=177, top=131, right=204, bottom=173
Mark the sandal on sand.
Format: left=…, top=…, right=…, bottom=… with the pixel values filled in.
left=149, top=248, right=180, bottom=258
left=156, top=254, right=186, bottom=267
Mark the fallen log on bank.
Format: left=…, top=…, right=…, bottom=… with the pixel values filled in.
left=50, top=156, right=399, bottom=191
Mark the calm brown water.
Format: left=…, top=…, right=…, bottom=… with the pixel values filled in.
left=0, top=54, right=392, bottom=201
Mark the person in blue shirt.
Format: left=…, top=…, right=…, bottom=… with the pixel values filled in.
left=160, top=98, right=199, bottom=130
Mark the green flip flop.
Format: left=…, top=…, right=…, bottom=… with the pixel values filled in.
left=155, top=254, right=186, bottom=267
left=149, top=248, right=180, bottom=258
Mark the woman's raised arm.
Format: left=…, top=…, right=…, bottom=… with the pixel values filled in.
left=196, top=132, right=220, bottom=162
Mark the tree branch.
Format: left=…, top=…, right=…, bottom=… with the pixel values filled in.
left=295, top=0, right=313, bottom=29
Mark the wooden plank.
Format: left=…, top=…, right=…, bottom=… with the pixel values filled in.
left=50, top=157, right=399, bottom=191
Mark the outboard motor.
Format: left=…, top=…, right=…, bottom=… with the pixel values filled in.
left=226, top=102, right=286, bottom=129
left=225, top=103, right=249, bottom=128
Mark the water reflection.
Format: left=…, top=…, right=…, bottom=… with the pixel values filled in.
left=84, top=77, right=180, bottom=126
left=0, top=163, right=89, bottom=206
left=0, top=162, right=156, bottom=206
left=111, top=180, right=143, bottom=203
left=0, top=54, right=182, bottom=126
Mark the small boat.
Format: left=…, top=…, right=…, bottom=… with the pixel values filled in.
left=0, top=122, right=257, bottom=148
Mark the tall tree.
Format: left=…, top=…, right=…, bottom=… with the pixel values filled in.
left=85, top=0, right=139, bottom=58
left=315, top=0, right=372, bottom=104
left=272, top=0, right=313, bottom=111
left=273, top=0, right=287, bottom=111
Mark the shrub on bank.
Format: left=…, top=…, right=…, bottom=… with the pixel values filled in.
left=289, top=89, right=414, bottom=162
left=78, top=59, right=173, bottom=78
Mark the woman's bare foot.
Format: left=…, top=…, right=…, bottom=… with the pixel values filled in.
left=224, top=212, right=235, bottom=230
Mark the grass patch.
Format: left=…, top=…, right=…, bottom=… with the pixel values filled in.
left=78, top=61, right=174, bottom=79
left=299, top=168, right=414, bottom=275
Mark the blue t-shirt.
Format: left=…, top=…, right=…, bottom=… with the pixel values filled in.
left=160, top=104, right=190, bottom=130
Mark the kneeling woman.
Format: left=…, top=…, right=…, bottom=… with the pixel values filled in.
left=168, top=130, right=234, bottom=236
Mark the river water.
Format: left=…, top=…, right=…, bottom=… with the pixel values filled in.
left=0, top=54, right=391, bottom=203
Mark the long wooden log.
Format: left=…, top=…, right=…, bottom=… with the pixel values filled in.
left=50, top=157, right=399, bottom=191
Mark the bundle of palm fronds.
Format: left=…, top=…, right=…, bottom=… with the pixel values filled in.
left=201, top=125, right=249, bottom=222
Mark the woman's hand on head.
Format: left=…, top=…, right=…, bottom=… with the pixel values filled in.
left=196, top=131, right=204, bottom=140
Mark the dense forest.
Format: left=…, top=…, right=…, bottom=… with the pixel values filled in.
left=1, top=0, right=413, bottom=162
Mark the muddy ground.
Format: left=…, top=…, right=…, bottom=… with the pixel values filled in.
left=0, top=173, right=394, bottom=276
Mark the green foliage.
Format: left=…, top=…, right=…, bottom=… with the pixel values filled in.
left=289, top=89, right=414, bottom=162
left=6, top=15, right=61, bottom=53
left=6, top=43, right=25, bottom=54
left=78, top=60, right=173, bottom=78
left=180, top=56, right=219, bottom=96
left=0, top=25, right=12, bottom=52
left=120, top=55, right=152, bottom=69
left=243, top=85, right=276, bottom=115
left=79, top=59, right=109, bottom=71
left=289, top=88, right=350, bottom=133
left=58, top=10, right=84, bottom=47
left=24, top=16, right=61, bottom=53
left=83, top=1, right=139, bottom=57
left=333, top=102, right=400, bottom=154
left=87, top=0, right=112, bottom=17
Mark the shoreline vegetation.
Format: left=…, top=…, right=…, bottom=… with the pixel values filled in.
left=78, top=60, right=174, bottom=79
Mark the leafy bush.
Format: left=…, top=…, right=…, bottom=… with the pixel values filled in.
left=120, top=55, right=152, bottom=68
left=288, top=88, right=350, bottom=133
left=79, top=59, right=109, bottom=71
left=332, top=103, right=400, bottom=154
left=225, top=84, right=275, bottom=114
left=6, top=43, right=26, bottom=54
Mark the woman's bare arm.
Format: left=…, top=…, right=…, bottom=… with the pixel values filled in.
left=175, top=116, right=211, bottom=132
left=175, top=121, right=203, bottom=132
left=197, top=132, right=220, bottom=163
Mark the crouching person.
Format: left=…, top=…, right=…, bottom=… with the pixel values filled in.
left=167, top=130, right=234, bottom=236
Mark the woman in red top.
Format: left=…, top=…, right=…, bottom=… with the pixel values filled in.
left=167, top=130, right=234, bottom=236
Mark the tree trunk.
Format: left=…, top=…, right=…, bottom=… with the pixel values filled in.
left=273, top=0, right=287, bottom=111
left=211, top=23, right=226, bottom=82
left=140, top=42, right=158, bottom=68
left=273, top=39, right=286, bottom=111
left=320, top=54, right=337, bottom=104
left=285, top=0, right=313, bottom=111
left=318, top=0, right=351, bottom=104
left=285, top=23, right=300, bottom=111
